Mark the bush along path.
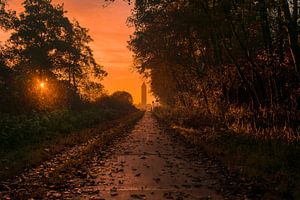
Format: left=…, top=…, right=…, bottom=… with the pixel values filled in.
left=0, top=111, right=144, bottom=199
left=153, top=108, right=300, bottom=199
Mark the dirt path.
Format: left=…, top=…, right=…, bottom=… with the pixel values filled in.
left=72, top=112, right=225, bottom=199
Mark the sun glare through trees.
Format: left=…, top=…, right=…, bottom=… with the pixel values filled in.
left=40, top=82, right=45, bottom=89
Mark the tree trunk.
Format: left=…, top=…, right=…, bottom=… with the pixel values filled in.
left=259, top=0, right=273, bottom=54
left=281, top=0, right=300, bottom=75
left=72, top=69, right=77, bottom=93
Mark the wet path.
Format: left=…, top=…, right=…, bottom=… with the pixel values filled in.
left=76, top=112, right=224, bottom=199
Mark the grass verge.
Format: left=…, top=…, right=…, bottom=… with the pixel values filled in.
left=5, top=111, right=144, bottom=199
left=153, top=107, right=300, bottom=199
left=0, top=107, right=141, bottom=180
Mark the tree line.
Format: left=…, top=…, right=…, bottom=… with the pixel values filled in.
left=0, top=0, right=107, bottom=113
left=128, top=0, right=300, bottom=138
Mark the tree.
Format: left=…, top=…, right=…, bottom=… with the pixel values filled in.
left=128, top=0, right=299, bottom=130
left=0, top=0, right=16, bottom=30
left=0, top=1, right=16, bottom=112
left=8, top=0, right=72, bottom=76
left=6, top=0, right=107, bottom=105
left=0, top=0, right=15, bottom=86
left=56, top=20, right=107, bottom=95
left=0, top=0, right=107, bottom=112
left=111, top=91, right=133, bottom=105
left=279, top=0, right=300, bottom=75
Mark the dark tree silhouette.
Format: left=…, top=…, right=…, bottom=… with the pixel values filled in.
left=0, top=0, right=107, bottom=112
left=128, top=0, right=300, bottom=134
left=111, top=91, right=133, bottom=105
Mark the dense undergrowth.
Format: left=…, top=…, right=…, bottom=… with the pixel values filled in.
left=0, top=101, right=139, bottom=180
left=153, top=106, right=300, bottom=199
left=0, top=111, right=144, bottom=199
left=0, top=108, right=114, bottom=151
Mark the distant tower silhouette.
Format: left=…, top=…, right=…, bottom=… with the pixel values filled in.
left=141, top=82, right=147, bottom=106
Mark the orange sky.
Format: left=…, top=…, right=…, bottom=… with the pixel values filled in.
left=1, top=0, right=154, bottom=104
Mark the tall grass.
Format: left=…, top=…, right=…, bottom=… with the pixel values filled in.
left=154, top=105, right=299, bottom=142
left=153, top=106, right=300, bottom=199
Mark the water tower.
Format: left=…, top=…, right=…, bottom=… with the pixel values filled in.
left=141, top=82, right=147, bottom=106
